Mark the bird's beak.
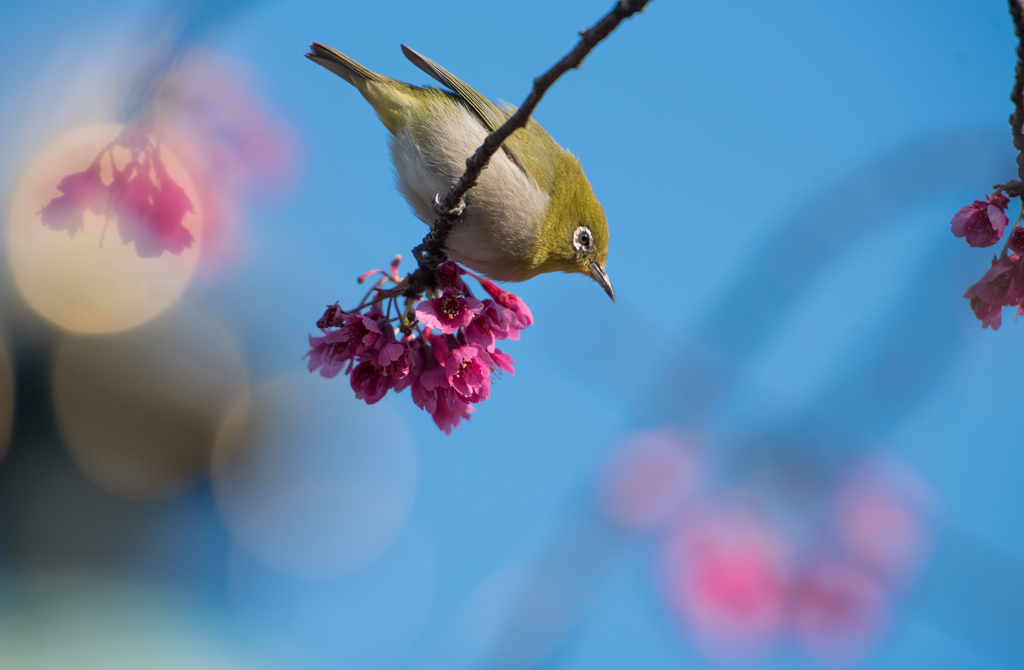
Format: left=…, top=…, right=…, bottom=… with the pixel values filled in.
left=589, top=262, right=615, bottom=302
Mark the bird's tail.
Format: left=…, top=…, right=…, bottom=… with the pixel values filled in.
left=305, top=42, right=385, bottom=86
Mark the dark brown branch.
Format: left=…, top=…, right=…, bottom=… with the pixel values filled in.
left=408, top=0, right=652, bottom=290
left=1009, top=0, right=1024, bottom=179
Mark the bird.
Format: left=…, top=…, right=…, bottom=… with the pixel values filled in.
left=305, top=42, right=614, bottom=301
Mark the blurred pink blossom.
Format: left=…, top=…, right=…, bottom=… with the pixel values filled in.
left=793, top=556, right=889, bottom=666
left=629, top=441, right=934, bottom=664
left=834, top=460, right=932, bottom=585
left=662, top=506, right=792, bottom=659
left=38, top=161, right=107, bottom=237
left=600, top=431, right=700, bottom=532
left=153, top=50, right=300, bottom=276
left=38, top=132, right=197, bottom=258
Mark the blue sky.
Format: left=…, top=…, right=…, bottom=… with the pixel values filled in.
left=1, top=1, right=1022, bottom=669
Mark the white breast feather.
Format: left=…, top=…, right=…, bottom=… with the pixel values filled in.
left=389, top=104, right=549, bottom=281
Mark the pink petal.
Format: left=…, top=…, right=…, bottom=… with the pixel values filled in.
left=378, top=342, right=405, bottom=366
left=987, top=204, right=1009, bottom=237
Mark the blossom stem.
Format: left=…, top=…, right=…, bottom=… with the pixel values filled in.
left=348, top=277, right=388, bottom=314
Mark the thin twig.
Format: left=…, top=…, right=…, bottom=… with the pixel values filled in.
left=408, top=0, right=652, bottom=290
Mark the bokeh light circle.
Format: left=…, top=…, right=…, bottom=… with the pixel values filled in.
left=52, top=301, right=247, bottom=500
left=212, top=374, right=417, bottom=578
left=0, top=570, right=270, bottom=669
left=8, top=124, right=202, bottom=333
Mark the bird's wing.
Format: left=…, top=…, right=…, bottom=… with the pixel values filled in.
left=400, top=45, right=528, bottom=177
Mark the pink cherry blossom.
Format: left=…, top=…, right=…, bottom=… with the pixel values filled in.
left=435, top=259, right=466, bottom=293
left=390, top=340, right=419, bottom=393
left=972, top=254, right=1024, bottom=307
left=1010, top=226, right=1024, bottom=254
left=305, top=330, right=352, bottom=379
left=964, top=289, right=1003, bottom=329
left=308, top=256, right=531, bottom=433
left=410, top=375, right=440, bottom=414
left=951, top=191, right=1010, bottom=247
left=409, top=339, right=450, bottom=414
left=478, top=277, right=534, bottom=329
left=489, top=347, right=515, bottom=376
left=377, top=341, right=405, bottom=367
left=338, top=312, right=383, bottom=358
left=961, top=255, right=1024, bottom=330
left=415, top=292, right=483, bottom=334
left=375, top=334, right=410, bottom=384
left=465, top=299, right=519, bottom=351
left=430, top=387, right=474, bottom=435
left=317, top=303, right=345, bottom=330
left=350, top=360, right=389, bottom=404
left=444, top=344, right=493, bottom=403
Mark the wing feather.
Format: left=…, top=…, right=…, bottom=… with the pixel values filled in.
left=401, top=45, right=528, bottom=177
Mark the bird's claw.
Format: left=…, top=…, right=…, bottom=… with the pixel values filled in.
left=432, top=194, right=465, bottom=219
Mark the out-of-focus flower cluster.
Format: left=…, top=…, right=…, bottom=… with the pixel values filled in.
left=39, top=129, right=195, bottom=258
left=153, top=50, right=299, bottom=276
left=950, top=186, right=1024, bottom=329
left=600, top=432, right=933, bottom=665
left=306, top=258, right=529, bottom=434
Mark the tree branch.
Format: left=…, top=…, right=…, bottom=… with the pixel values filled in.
left=408, top=0, right=652, bottom=290
left=1009, top=0, right=1024, bottom=181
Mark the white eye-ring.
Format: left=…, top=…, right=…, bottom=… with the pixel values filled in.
left=573, top=226, right=593, bottom=253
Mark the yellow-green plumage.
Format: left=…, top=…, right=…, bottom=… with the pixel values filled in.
left=306, top=42, right=613, bottom=299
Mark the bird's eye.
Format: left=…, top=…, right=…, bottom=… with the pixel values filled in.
left=573, top=226, right=593, bottom=253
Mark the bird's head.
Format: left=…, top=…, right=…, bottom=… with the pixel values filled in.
left=526, top=155, right=613, bottom=301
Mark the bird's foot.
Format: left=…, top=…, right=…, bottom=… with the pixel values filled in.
left=432, top=194, right=465, bottom=219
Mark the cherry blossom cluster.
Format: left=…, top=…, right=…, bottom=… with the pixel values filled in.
left=39, top=128, right=195, bottom=258
left=306, top=258, right=531, bottom=434
left=601, top=432, right=931, bottom=665
left=950, top=185, right=1024, bottom=330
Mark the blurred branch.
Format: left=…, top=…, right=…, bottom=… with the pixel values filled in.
left=408, top=0, right=652, bottom=289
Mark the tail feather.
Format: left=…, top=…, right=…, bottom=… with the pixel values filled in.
left=306, top=42, right=384, bottom=86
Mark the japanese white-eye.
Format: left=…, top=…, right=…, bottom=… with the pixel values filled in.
left=306, top=42, right=614, bottom=301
